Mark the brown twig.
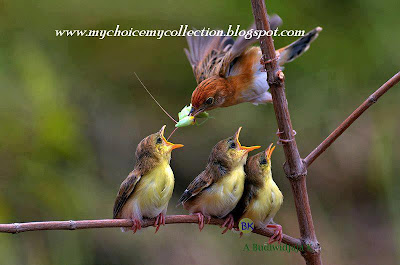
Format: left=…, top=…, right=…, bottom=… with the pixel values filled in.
left=0, top=216, right=302, bottom=249
left=250, top=0, right=322, bottom=264
left=304, top=71, right=400, bottom=167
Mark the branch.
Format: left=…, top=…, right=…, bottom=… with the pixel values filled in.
left=250, top=0, right=322, bottom=264
left=304, top=71, right=400, bottom=167
left=0, top=215, right=302, bottom=249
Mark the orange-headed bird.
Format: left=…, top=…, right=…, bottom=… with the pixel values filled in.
left=185, top=16, right=322, bottom=117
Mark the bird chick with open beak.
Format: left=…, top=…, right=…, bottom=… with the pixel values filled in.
left=177, top=127, right=260, bottom=230
left=226, top=143, right=284, bottom=244
left=183, top=15, right=321, bottom=118
left=113, top=125, right=184, bottom=233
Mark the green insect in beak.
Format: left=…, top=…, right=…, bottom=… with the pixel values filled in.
left=176, top=104, right=210, bottom=128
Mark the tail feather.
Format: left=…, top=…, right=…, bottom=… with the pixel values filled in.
left=277, top=27, right=322, bottom=65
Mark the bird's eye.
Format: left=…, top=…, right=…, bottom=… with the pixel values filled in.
left=260, top=158, right=267, bottom=165
left=205, top=97, right=214, bottom=105
left=229, top=142, right=236, bottom=149
left=156, top=137, right=163, bottom=144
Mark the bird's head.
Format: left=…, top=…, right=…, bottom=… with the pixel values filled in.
left=190, top=77, right=230, bottom=117
left=246, top=143, right=275, bottom=178
left=210, top=127, right=260, bottom=167
left=135, top=125, right=184, bottom=161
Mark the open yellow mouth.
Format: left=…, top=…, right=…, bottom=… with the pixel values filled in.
left=265, top=143, right=276, bottom=160
left=160, top=125, right=184, bottom=150
left=234, top=127, right=261, bottom=152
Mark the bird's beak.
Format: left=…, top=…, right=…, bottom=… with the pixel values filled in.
left=159, top=125, right=184, bottom=150
left=265, top=143, right=276, bottom=160
left=189, top=106, right=203, bottom=117
left=234, top=127, right=261, bottom=152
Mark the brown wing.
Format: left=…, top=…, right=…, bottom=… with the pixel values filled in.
left=219, top=15, right=283, bottom=77
left=178, top=171, right=213, bottom=204
left=184, top=15, right=282, bottom=83
left=113, top=170, right=141, bottom=218
left=185, top=34, right=234, bottom=84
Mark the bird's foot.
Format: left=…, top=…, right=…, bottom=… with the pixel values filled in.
left=194, top=212, right=209, bottom=231
left=267, top=224, right=283, bottom=244
left=154, top=212, right=166, bottom=233
left=221, top=214, right=235, bottom=234
left=131, top=218, right=142, bottom=233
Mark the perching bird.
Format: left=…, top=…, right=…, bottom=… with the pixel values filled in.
left=113, top=125, right=183, bottom=233
left=178, top=127, right=260, bottom=230
left=184, top=17, right=322, bottom=117
left=226, top=143, right=284, bottom=244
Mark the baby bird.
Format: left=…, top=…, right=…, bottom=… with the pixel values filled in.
left=185, top=17, right=322, bottom=117
left=178, top=127, right=260, bottom=230
left=228, top=144, right=283, bottom=244
left=113, top=125, right=183, bottom=233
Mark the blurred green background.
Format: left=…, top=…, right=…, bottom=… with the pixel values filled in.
left=1, top=0, right=400, bottom=264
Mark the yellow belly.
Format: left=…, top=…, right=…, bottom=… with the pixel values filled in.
left=189, top=166, right=245, bottom=218
left=125, top=162, right=174, bottom=219
left=242, top=179, right=283, bottom=227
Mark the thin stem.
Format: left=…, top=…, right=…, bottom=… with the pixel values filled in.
left=0, top=216, right=302, bottom=249
left=304, top=71, right=400, bottom=167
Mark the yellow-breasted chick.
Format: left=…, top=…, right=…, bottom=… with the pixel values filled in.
left=177, top=127, right=260, bottom=231
left=113, top=125, right=183, bottom=233
left=228, top=143, right=283, bottom=243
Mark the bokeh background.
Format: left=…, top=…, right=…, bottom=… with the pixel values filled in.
left=1, top=0, right=400, bottom=264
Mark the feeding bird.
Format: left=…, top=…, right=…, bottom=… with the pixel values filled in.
left=224, top=143, right=284, bottom=244
left=177, top=127, right=260, bottom=230
left=183, top=16, right=322, bottom=118
left=113, top=125, right=183, bottom=233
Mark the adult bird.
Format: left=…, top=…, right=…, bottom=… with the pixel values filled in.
left=185, top=16, right=322, bottom=117
left=113, top=125, right=183, bottom=233
left=178, top=127, right=260, bottom=230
